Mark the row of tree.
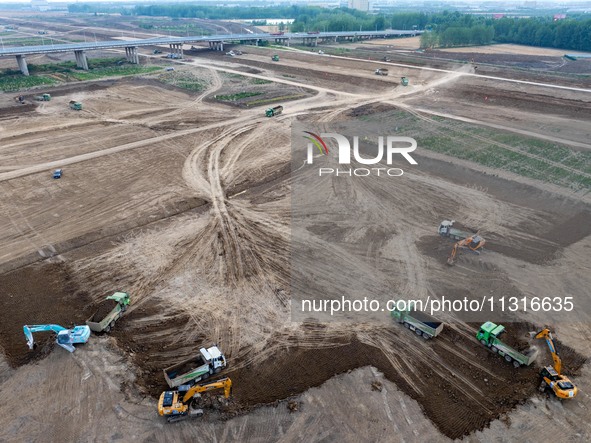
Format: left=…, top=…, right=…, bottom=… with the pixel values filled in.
left=67, top=3, right=591, bottom=51
left=422, top=17, right=591, bottom=51
left=421, top=25, right=495, bottom=48
left=493, top=17, right=591, bottom=51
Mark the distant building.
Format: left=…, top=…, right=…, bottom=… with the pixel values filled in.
left=348, top=0, right=369, bottom=12
left=492, top=13, right=506, bottom=19
left=30, top=0, right=50, bottom=12
left=553, top=14, right=567, bottom=21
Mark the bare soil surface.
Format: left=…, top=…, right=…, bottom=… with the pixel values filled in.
left=0, top=261, right=92, bottom=367
left=0, top=14, right=591, bottom=443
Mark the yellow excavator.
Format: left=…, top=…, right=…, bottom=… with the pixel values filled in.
left=535, top=329, right=577, bottom=399
left=447, top=235, right=486, bottom=265
left=158, top=377, right=232, bottom=423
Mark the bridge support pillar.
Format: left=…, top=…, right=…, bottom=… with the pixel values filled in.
left=169, top=44, right=183, bottom=58
left=126, top=46, right=139, bottom=64
left=74, top=50, right=89, bottom=70
left=16, top=54, right=29, bottom=76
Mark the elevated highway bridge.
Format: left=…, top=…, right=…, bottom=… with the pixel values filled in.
left=0, top=30, right=421, bottom=75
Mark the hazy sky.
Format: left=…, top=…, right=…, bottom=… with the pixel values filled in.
left=1, top=0, right=590, bottom=4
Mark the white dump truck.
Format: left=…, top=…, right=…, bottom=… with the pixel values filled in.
left=163, top=346, right=227, bottom=388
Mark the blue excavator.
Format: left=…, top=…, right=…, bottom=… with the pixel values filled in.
left=23, top=324, right=91, bottom=353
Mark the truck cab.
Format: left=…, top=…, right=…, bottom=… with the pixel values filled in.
left=200, top=346, right=226, bottom=371
left=476, top=321, right=505, bottom=344
left=438, top=220, right=455, bottom=236
left=52, top=169, right=63, bottom=179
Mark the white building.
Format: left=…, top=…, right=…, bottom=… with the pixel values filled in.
left=31, top=0, right=50, bottom=12
left=348, top=0, right=370, bottom=12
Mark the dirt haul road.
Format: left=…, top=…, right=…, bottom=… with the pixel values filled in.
left=0, top=35, right=590, bottom=442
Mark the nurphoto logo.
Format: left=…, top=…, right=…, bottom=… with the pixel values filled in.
left=303, top=131, right=418, bottom=176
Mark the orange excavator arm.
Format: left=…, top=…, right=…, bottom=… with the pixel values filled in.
left=447, top=235, right=486, bottom=265
left=181, top=377, right=232, bottom=404
left=535, top=328, right=562, bottom=374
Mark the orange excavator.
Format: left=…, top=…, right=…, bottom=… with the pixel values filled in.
left=535, top=329, right=577, bottom=399
left=158, top=377, right=232, bottom=423
left=447, top=235, right=486, bottom=265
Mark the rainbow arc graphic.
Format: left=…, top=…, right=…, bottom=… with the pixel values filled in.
left=303, top=131, right=329, bottom=155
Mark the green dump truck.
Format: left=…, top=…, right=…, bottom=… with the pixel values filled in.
left=69, top=100, right=82, bottom=111
left=391, top=308, right=443, bottom=339
left=34, top=93, right=51, bottom=101
left=163, top=346, right=227, bottom=388
left=272, top=54, right=279, bottom=62
left=86, top=292, right=130, bottom=333
left=400, top=77, right=409, bottom=86
left=265, top=105, right=283, bottom=117
left=476, top=321, right=538, bottom=368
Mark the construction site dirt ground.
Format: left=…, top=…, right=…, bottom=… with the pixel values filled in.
left=1, top=18, right=591, bottom=442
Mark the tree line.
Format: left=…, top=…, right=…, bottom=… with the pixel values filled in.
left=422, top=13, right=591, bottom=51
left=67, top=3, right=591, bottom=51
left=492, top=17, right=591, bottom=51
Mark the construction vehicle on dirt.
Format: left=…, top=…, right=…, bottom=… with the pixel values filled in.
left=86, top=292, right=130, bottom=333
left=438, top=220, right=473, bottom=241
left=400, top=77, right=409, bottom=86
left=158, top=377, right=232, bottom=423
left=534, top=328, right=578, bottom=399
left=447, top=235, right=485, bottom=265
left=391, top=308, right=443, bottom=339
left=23, top=324, right=91, bottom=353
left=34, top=93, right=51, bottom=101
left=164, top=346, right=227, bottom=388
left=375, top=68, right=389, bottom=76
left=477, top=322, right=538, bottom=368
left=69, top=100, right=82, bottom=111
left=265, top=105, right=283, bottom=117
left=272, top=54, right=280, bottom=62
left=438, top=220, right=485, bottom=265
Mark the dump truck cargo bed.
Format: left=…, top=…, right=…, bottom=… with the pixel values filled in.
left=85, top=292, right=129, bottom=333
left=391, top=308, right=443, bottom=339
left=164, top=346, right=227, bottom=388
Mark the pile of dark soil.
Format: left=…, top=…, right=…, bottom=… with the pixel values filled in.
left=91, top=299, right=118, bottom=322
left=0, top=261, right=92, bottom=367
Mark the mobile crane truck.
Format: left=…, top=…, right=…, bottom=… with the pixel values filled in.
left=535, top=328, right=578, bottom=399
left=158, top=377, right=232, bottom=423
